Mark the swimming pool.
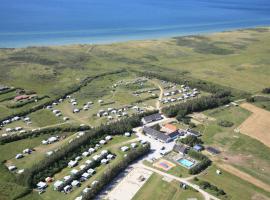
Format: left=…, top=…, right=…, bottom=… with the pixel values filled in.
left=177, top=158, right=195, bottom=168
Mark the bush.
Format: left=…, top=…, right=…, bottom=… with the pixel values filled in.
left=262, top=87, right=270, bottom=94
left=197, top=180, right=226, bottom=196
left=218, top=120, right=234, bottom=127
left=188, top=150, right=211, bottom=175
left=180, top=135, right=203, bottom=147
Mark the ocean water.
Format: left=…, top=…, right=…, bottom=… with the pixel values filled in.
left=0, top=0, right=270, bottom=47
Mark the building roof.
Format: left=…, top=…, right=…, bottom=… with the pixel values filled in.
left=206, top=146, right=220, bottom=154
left=187, top=128, right=201, bottom=137
left=173, top=143, right=189, bottom=154
left=167, top=131, right=180, bottom=139
left=15, top=95, right=29, bottom=101
left=0, top=85, right=9, bottom=91
left=193, top=144, right=203, bottom=151
left=142, top=113, right=162, bottom=123
left=143, top=126, right=170, bottom=142
left=163, top=124, right=177, bottom=133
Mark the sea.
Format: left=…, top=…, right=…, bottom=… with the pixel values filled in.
left=1, top=0, right=270, bottom=47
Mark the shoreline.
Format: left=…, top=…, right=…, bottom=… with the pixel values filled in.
left=0, top=24, right=270, bottom=49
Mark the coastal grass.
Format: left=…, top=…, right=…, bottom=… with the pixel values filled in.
left=132, top=173, right=203, bottom=200
left=0, top=28, right=270, bottom=99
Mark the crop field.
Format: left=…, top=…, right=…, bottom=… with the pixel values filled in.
left=238, top=103, right=270, bottom=148
left=196, top=105, right=270, bottom=188
left=132, top=173, right=203, bottom=200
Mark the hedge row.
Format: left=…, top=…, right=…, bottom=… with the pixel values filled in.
left=0, top=125, right=91, bottom=145
left=188, top=150, right=211, bottom=175
left=162, top=91, right=231, bottom=119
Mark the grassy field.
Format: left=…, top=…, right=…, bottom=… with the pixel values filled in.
left=0, top=164, right=30, bottom=200
left=193, top=165, right=270, bottom=200
left=0, top=28, right=270, bottom=99
left=7, top=132, right=75, bottom=169
left=0, top=134, right=55, bottom=162
left=253, top=100, right=270, bottom=111
left=195, top=106, right=270, bottom=186
left=132, top=173, right=203, bottom=200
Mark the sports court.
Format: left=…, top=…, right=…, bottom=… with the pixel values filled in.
left=153, top=159, right=176, bottom=171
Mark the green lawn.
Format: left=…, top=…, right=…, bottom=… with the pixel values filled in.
left=193, top=165, right=270, bottom=200
left=30, top=109, right=64, bottom=127
left=0, top=164, right=30, bottom=200
left=132, top=173, right=203, bottom=200
left=0, top=134, right=53, bottom=162
left=7, top=132, right=75, bottom=169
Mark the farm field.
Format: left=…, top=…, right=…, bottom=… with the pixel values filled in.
left=238, top=103, right=270, bottom=148
left=196, top=105, right=270, bottom=187
left=132, top=173, right=203, bottom=200
left=193, top=165, right=270, bottom=200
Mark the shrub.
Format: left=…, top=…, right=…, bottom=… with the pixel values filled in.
left=218, top=120, right=234, bottom=127
left=180, top=135, right=203, bottom=147
left=262, top=87, right=270, bottom=94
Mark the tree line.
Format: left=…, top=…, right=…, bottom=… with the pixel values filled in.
left=194, top=177, right=226, bottom=197
left=162, top=91, right=231, bottom=120
left=188, top=150, right=212, bottom=175
left=0, top=125, right=91, bottom=145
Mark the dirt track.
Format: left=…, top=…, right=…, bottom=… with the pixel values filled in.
left=238, top=103, right=270, bottom=148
